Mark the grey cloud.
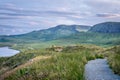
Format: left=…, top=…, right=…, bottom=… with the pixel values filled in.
left=0, top=24, right=33, bottom=29
left=0, top=25, right=15, bottom=29
left=0, top=7, right=88, bottom=20
left=0, top=17, right=19, bottom=19
left=96, top=13, right=120, bottom=18
left=84, top=0, right=120, bottom=13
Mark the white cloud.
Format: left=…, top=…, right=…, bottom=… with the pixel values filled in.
left=29, top=21, right=39, bottom=26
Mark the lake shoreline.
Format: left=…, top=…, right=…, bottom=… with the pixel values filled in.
left=0, top=46, right=20, bottom=57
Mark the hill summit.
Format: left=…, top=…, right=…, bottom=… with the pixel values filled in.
left=89, top=22, right=120, bottom=33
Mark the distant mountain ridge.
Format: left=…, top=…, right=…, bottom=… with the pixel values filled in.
left=0, top=22, right=120, bottom=46
left=0, top=25, right=91, bottom=42
left=19, top=25, right=91, bottom=41
left=89, top=22, right=120, bottom=33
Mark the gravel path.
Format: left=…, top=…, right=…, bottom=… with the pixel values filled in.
left=85, top=59, right=120, bottom=80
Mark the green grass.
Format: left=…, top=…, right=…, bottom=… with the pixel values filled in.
left=107, top=46, right=120, bottom=75
left=3, top=45, right=104, bottom=80
left=1, top=32, right=120, bottom=49
left=1, top=44, right=120, bottom=80
left=0, top=49, right=53, bottom=75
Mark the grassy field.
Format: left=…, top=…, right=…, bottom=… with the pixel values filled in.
left=0, top=44, right=120, bottom=80
left=0, top=49, right=53, bottom=75
left=0, top=45, right=104, bottom=80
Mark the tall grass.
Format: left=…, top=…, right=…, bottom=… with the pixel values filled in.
left=107, top=46, right=120, bottom=75
left=0, top=49, right=54, bottom=75
left=4, top=46, right=103, bottom=80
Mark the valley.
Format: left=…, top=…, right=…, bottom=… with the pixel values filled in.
left=0, top=22, right=120, bottom=80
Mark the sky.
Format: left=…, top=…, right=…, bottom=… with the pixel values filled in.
left=0, top=0, right=120, bottom=35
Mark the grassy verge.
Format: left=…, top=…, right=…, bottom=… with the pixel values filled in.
left=0, top=49, right=54, bottom=75
left=3, top=45, right=103, bottom=80
left=107, top=46, right=120, bottom=75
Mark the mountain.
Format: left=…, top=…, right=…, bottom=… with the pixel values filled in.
left=0, top=25, right=91, bottom=42
left=89, top=22, right=120, bottom=33
left=0, top=22, right=120, bottom=46
left=20, top=25, right=91, bottom=41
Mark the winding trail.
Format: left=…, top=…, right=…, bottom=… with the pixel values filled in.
left=85, top=59, right=120, bottom=80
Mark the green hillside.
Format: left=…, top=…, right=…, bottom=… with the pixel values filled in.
left=1, top=44, right=120, bottom=80
left=89, top=22, right=120, bottom=33
left=0, top=45, right=104, bottom=80
left=0, top=22, right=120, bottom=48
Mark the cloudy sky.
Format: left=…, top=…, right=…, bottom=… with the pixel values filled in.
left=0, top=0, right=120, bottom=35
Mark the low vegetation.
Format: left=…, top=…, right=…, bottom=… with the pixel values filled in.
left=1, top=33, right=120, bottom=49
left=1, top=45, right=104, bottom=80
left=107, top=46, right=120, bottom=75
left=0, top=49, right=53, bottom=75
left=1, top=44, right=120, bottom=80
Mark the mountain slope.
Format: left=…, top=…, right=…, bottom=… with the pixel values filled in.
left=0, top=25, right=91, bottom=42
left=0, top=22, right=120, bottom=46
left=89, top=22, right=120, bottom=33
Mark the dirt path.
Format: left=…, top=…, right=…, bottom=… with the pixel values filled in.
left=85, top=59, right=120, bottom=80
left=0, top=56, right=51, bottom=80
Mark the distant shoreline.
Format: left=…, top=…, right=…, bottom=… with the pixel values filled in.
left=0, top=46, right=20, bottom=57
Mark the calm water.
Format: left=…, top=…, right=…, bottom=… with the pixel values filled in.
left=0, top=47, right=20, bottom=57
